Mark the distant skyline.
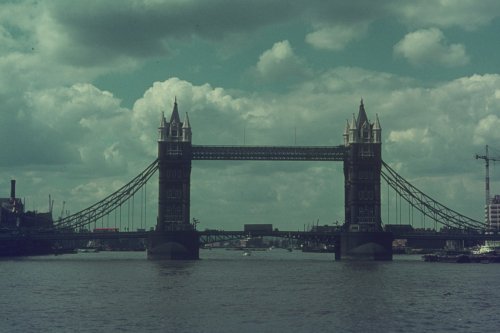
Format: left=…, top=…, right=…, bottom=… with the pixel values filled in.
left=1, top=1, right=500, bottom=231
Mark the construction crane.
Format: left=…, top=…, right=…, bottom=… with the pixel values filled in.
left=475, top=145, right=500, bottom=228
left=48, top=194, right=54, bottom=215
left=59, top=201, right=66, bottom=220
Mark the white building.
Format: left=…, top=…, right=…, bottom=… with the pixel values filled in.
left=486, top=195, right=500, bottom=231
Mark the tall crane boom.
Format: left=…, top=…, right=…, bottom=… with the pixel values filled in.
left=60, top=201, right=66, bottom=220
left=475, top=145, right=500, bottom=228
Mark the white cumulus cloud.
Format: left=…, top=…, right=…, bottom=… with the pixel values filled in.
left=305, top=24, right=367, bottom=51
left=387, top=128, right=430, bottom=144
left=473, top=115, right=500, bottom=145
left=394, top=1, right=500, bottom=30
left=254, top=40, right=310, bottom=82
left=393, top=28, right=469, bottom=67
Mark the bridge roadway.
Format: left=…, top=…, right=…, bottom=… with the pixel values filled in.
left=3, top=230, right=500, bottom=244
left=0, top=230, right=337, bottom=244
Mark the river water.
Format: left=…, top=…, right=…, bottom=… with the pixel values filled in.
left=1, top=249, right=499, bottom=333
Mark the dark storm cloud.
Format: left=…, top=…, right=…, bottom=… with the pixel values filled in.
left=0, top=97, right=76, bottom=167
left=0, top=125, right=75, bottom=167
left=45, top=0, right=401, bottom=66
left=6, top=0, right=499, bottom=68
left=300, top=0, right=391, bottom=24
left=47, top=0, right=297, bottom=64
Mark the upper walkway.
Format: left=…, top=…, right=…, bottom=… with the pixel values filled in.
left=191, top=145, right=346, bottom=161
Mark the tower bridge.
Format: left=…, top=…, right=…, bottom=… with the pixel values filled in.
left=148, top=99, right=389, bottom=260
left=42, top=99, right=486, bottom=260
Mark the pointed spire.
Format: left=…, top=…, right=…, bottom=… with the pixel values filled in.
left=373, top=113, right=381, bottom=143
left=357, top=98, right=368, bottom=131
left=170, top=98, right=180, bottom=123
left=343, top=119, right=350, bottom=146
left=158, top=111, right=168, bottom=141
left=159, top=111, right=167, bottom=127
left=182, top=111, right=192, bottom=142
left=373, top=113, right=381, bottom=130
left=349, top=113, right=358, bottom=144
left=182, top=112, right=191, bottom=129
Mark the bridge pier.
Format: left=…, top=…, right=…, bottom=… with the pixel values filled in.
left=337, top=231, right=393, bottom=260
left=147, top=230, right=199, bottom=260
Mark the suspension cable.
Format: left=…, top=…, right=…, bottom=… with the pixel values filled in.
left=381, top=161, right=485, bottom=230
left=54, top=159, right=158, bottom=230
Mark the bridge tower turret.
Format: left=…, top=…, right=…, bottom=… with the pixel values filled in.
left=341, top=100, right=392, bottom=260
left=149, top=99, right=199, bottom=260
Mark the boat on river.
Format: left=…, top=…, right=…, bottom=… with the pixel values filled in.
left=423, top=252, right=500, bottom=263
left=472, top=242, right=500, bottom=255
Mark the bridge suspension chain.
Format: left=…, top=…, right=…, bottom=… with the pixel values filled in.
left=54, top=159, right=159, bottom=231
left=381, top=161, right=485, bottom=231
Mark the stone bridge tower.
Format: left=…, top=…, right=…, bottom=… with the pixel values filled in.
left=157, top=99, right=192, bottom=231
left=341, top=100, right=392, bottom=260
left=343, top=99, right=382, bottom=232
left=148, top=99, right=199, bottom=259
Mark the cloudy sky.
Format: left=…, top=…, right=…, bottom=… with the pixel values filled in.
left=1, top=0, right=500, bottom=231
